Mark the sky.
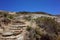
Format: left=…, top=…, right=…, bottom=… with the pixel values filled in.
left=0, top=0, right=60, bottom=15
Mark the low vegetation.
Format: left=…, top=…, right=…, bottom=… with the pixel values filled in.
left=0, top=11, right=60, bottom=40
left=26, top=17, right=60, bottom=40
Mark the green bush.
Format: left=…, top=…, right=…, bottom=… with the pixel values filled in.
left=35, top=17, right=58, bottom=35
left=7, top=15, right=13, bottom=19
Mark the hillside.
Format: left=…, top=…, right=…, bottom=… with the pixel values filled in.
left=0, top=11, right=60, bottom=40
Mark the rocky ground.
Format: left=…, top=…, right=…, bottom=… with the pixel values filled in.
left=0, top=11, right=60, bottom=40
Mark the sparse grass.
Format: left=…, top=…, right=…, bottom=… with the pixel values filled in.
left=24, top=16, right=31, bottom=21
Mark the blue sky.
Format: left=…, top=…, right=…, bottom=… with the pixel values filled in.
left=0, top=0, right=60, bottom=15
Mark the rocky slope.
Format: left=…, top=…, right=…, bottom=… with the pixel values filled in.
left=0, top=11, right=60, bottom=40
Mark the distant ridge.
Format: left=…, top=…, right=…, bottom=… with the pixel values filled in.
left=17, top=11, right=52, bottom=15
left=0, top=10, right=59, bottom=16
